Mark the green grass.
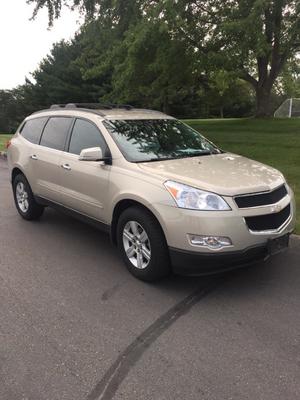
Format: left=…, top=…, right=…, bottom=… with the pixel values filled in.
left=0, top=134, right=12, bottom=152
left=184, top=118, right=300, bottom=234
left=1, top=118, right=299, bottom=232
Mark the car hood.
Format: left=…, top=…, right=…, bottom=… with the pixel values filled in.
left=137, top=153, right=285, bottom=196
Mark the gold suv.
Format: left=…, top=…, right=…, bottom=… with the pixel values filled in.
left=7, top=104, right=296, bottom=281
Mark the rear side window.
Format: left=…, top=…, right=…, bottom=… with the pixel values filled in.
left=68, top=119, right=107, bottom=155
left=40, top=117, right=72, bottom=151
left=21, top=118, right=47, bottom=144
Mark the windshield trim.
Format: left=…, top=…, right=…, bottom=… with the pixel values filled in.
left=133, top=150, right=224, bottom=163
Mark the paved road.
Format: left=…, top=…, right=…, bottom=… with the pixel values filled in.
left=0, top=159, right=299, bottom=400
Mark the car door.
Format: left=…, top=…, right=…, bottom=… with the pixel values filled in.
left=18, top=116, right=48, bottom=194
left=59, top=118, right=111, bottom=222
left=31, top=116, right=73, bottom=203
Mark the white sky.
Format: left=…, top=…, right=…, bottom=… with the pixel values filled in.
left=0, top=1, right=82, bottom=90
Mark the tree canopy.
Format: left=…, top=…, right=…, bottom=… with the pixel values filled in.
left=0, top=0, right=299, bottom=132
left=26, top=0, right=300, bottom=117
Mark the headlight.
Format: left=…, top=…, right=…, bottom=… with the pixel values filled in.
left=164, top=180, right=231, bottom=211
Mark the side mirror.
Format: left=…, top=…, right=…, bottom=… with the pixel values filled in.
left=79, top=147, right=104, bottom=162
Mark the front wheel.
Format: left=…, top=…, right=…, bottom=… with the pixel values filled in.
left=13, top=174, right=44, bottom=220
left=117, top=207, right=171, bottom=282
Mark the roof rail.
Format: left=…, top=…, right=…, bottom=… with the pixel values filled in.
left=50, top=103, right=134, bottom=110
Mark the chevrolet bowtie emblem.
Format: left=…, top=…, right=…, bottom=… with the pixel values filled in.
left=270, top=204, right=282, bottom=213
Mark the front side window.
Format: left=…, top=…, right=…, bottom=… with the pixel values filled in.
left=68, top=119, right=107, bottom=155
left=21, top=117, right=48, bottom=144
left=103, top=119, right=220, bottom=162
left=40, top=117, right=72, bottom=151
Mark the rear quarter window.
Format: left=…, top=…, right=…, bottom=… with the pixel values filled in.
left=20, top=118, right=48, bottom=144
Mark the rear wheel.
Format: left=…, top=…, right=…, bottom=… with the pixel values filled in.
left=117, top=206, right=170, bottom=281
left=13, top=174, right=44, bottom=220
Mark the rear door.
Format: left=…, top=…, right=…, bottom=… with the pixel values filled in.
left=59, top=118, right=111, bottom=221
left=31, top=116, right=73, bottom=203
left=18, top=117, right=48, bottom=193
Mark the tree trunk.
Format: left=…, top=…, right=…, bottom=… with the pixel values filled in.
left=220, top=105, right=224, bottom=118
left=255, top=86, right=273, bottom=117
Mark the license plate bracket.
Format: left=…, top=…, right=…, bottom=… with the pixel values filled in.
left=267, top=234, right=290, bottom=256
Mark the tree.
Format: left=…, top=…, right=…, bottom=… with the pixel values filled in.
left=152, top=0, right=300, bottom=117
left=206, top=77, right=255, bottom=118
left=16, top=36, right=108, bottom=113
left=26, top=0, right=141, bottom=28
left=28, top=38, right=107, bottom=106
left=79, top=19, right=198, bottom=113
left=0, top=36, right=109, bottom=130
left=279, top=59, right=300, bottom=97
left=76, top=16, right=254, bottom=117
left=27, top=0, right=300, bottom=117
left=219, top=0, right=300, bottom=117
left=0, top=90, right=17, bottom=132
left=208, top=70, right=234, bottom=118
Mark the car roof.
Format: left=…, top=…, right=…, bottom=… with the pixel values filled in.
left=29, top=104, right=174, bottom=121
left=100, top=108, right=174, bottom=120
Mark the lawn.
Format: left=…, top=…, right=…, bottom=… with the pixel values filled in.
left=0, top=117, right=299, bottom=233
left=184, top=118, right=300, bottom=234
left=0, top=134, right=12, bottom=152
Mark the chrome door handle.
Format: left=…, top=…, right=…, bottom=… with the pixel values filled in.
left=30, top=154, right=38, bottom=160
left=61, top=163, right=71, bottom=171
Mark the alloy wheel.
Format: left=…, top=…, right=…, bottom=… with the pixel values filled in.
left=16, top=182, right=29, bottom=213
left=122, top=221, right=151, bottom=269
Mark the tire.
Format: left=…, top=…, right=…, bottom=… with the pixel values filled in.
left=117, top=206, right=171, bottom=282
left=13, top=174, right=44, bottom=220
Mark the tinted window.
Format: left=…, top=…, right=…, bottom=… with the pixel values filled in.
left=69, top=119, right=107, bottom=155
left=21, top=118, right=47, bottom=144
left=40, top=117, right=72, bottom=151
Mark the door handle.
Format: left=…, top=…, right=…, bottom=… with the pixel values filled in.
left=30, top=154, right=38, bottom=160
left=61, top=163, right=71, bottom=171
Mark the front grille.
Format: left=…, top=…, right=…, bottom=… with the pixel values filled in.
left=245, top=204, right=291, bottom=232
left=235, top=185, right=288, bottom=208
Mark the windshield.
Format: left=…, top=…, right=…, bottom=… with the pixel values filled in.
left=103, top=119, right=221, bottom=162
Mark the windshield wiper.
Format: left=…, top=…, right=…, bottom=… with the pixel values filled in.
left=184, top=151, right=213, bottom=157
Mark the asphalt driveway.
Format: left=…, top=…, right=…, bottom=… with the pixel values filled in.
left=0, top=159, right=299, bottom=400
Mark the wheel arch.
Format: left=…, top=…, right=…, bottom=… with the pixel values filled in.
left=110, top=198, right=167, bottom=246
left=11, top=166, right=26, bottom=183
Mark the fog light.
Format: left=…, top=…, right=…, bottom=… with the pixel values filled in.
left=188, top=235, right=232, bottom=249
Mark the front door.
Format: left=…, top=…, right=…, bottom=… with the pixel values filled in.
left=59, top=118, right=111, bottom=222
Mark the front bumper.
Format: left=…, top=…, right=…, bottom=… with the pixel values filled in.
left=154, top=185, right=296, bottom=275
left=155, top=185, right=295, bottom=247
left=170, top=237, right=289, bottom=276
